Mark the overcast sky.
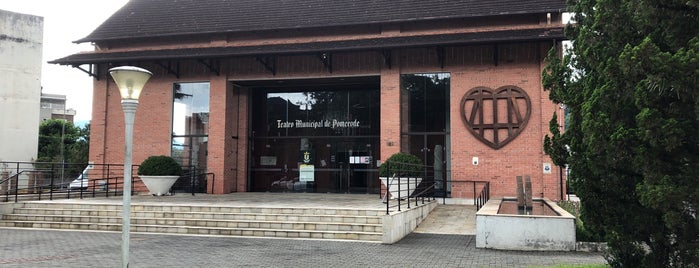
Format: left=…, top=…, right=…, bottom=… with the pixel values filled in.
left=1, top=0, right=129, bottom=124
left=2, top=2, right=572, bottom=124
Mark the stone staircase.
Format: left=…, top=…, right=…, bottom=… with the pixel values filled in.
left=0, top=202, right=384, bottom=242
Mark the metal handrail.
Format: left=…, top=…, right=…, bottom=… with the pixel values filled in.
left=0, top=161, right=211, bottom=202
left=412, top=181, right=437, bottom=206
left=382, top=160, right=430, bottom=214
left=0, top=173, right=15, bottom=185
left=380, top=160, right=491, bottom=214
left=2, top=171, right=23, bottom=202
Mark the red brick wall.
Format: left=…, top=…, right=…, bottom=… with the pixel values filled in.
left=88, top=41, right=564, bottom=200
left=208, top=76, right=231, bottom=193
left=381, top=43, right=565, bottom=200
left=445, top=43, right=564, bottom=200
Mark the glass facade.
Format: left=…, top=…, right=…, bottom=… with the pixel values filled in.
left=171, top=82, right=210, bottom=174
left=250, top=81, right=380, bottom=193
left=400, top=73, right=451, bottom=196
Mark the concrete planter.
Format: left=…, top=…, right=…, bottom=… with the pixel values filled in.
left=379, top=177, right=422, bottom=199
left=140, top=175, right=179, bottom=196
left=476, top=197, right=576, bottom=251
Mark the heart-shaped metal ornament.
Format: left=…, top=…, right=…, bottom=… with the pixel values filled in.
left=460, top=85, right=531, bottom=149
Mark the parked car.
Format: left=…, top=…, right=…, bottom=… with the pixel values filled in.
left=68, top=165, right=92, bottom=190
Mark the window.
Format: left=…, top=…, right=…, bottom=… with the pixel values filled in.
left=171, top=82, right=210, bottom=174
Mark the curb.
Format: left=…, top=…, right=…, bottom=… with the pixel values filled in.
left=576, top=241, right=608, bottom=252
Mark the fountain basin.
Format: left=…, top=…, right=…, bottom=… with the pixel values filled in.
left=476, top=197, right=575, bottom=251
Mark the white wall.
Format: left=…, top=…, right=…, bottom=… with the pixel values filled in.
left=476, top=198, right=576, bottom=251
left=0, top=9, right=43, bottom=163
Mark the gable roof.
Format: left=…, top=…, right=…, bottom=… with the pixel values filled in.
left=78, top=0, right=566, bottom=43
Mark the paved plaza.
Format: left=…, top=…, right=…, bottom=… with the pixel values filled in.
left=0, top=228, right=606, bottom=267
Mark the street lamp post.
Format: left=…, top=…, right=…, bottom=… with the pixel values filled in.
left=109, top=66, right=152, bottom=268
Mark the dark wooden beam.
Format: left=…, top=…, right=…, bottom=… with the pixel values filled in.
left=197, top=59, right=220, bottom=76
left=317, top=52, right=333, bottom=73
left=437, top=46, right=446, bottom=69
left=155, top=61, right=181, bottom=78
left=73, top=64, right=99, bottom=80
left=255, top=56, right=277, bottom=76
left=382, top=49, right=392, bottom=69
left=493, top=44, right=499, bottom=66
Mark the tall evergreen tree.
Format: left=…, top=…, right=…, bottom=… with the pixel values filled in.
left=37, top=119, right=89, bottom=175
left=543, top=1, right=698, bottom=266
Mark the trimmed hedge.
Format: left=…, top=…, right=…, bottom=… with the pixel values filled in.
left=379, top=152, right=423, bottom=177
left=138, top=155, right=183, bottom=176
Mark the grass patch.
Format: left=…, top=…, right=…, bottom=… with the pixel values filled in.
left=530, top=264, right=609, bottom=268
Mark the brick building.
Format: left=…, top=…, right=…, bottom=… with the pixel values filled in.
left=51, top=0, right=567, bottom=201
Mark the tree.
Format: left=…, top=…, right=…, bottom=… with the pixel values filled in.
left=543, top=1, right=698, bottom=267
left=37, top=119, right=90, bottom=175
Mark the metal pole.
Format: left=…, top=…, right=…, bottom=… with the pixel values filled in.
left=385, top=161, right=390, bottom=215
left=121, top=100, right=138, bottom=268
left=191, top=166, right=196, bottom=196
left=61, top=117, right=65, bottom=189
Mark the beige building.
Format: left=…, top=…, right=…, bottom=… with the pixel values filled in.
left=40, top=93, right=76, bottom=123
left=0, top=9, right=43, bottom=163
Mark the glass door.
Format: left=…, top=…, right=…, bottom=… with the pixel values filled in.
left=400, top=73, right=450, bottom=196
left=248, top=77, right=380, bottom=193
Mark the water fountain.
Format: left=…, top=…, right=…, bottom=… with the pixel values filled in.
left=475, top=175, right=576, bottom=251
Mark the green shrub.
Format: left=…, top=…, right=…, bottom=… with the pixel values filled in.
left=137, top=155, right=183, bottom=176
left=557, top=200, right=603, bottom=242
left=379, top=152, right=423, bottom=177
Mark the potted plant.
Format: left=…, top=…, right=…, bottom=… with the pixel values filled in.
left=379, top=152, right=423, bottom=200
left=137, top=155, right=183, bottom=196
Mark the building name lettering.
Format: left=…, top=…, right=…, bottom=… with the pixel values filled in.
left=276, top=119, right=361, bottom=129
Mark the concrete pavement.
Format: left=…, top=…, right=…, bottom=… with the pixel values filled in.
left=413, top=204, right=477, bottom=235
left=0, top=228, right=606, bottom=267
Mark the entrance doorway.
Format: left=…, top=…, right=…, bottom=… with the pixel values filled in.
left=400, top=73, right=450, bottom=196
left=244, top=77, right=381, bottom=194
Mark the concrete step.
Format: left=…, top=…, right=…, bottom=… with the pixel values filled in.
left=2, top=214, right=383, bottom=232
left=20, top=203, right=384, bottom=216
left=0, top=220, right=382, bottom=241
left=11, top=208, right=381, bottom=224
left=0, top=202, right=385, bottom=242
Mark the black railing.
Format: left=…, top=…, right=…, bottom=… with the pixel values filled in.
left=0, top=161, right=212, bottom=202
left=381, top=160, right=438, bottom=215
left=380, top=160, right=490, bottom=214
left=170, top=167, right=210, bottom=195
left=474, top=181, right=490, bottom=210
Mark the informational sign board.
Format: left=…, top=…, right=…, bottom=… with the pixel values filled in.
left=260, top=156, right=277, bottom=166
left=543, top=162, right=552, bottom=174
left=299, top=164, right=315, bottom=182
left=349, top=156, right=372, bottom=164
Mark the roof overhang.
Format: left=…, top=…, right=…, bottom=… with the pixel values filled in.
left=50, top=27, right=564, bottom=66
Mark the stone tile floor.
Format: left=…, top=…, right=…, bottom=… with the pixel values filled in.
left=0, top=193, right=607, bottom=267
left=0, top=228, right=606, bottom=267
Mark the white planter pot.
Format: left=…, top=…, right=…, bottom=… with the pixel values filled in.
left=139, top=175, right=179, bottom=196
left=379, top=177, right=422, bottom=199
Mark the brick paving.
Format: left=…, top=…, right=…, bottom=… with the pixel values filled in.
left=0, top=228, right=606, bottom=268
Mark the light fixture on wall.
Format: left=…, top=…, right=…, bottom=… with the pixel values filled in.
left=109, top=66, right=152, bottom=268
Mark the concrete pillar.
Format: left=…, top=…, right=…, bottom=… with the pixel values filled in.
left=516, top=175, right=524, bottom=207
left=0, top=171, right=7, bottom=195
left=27, top=172, right=35, bottom=194
left=524, top=175, right=533, bottom=208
